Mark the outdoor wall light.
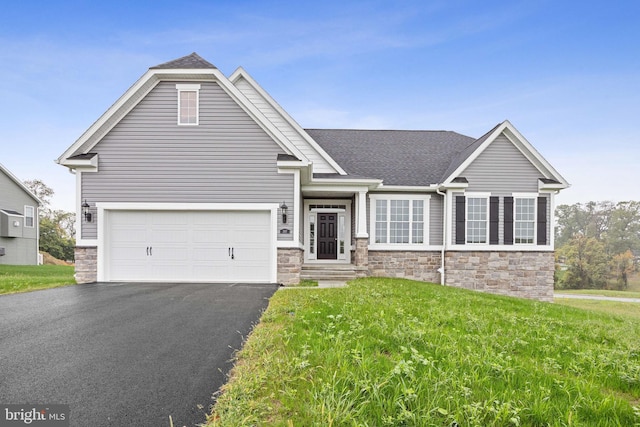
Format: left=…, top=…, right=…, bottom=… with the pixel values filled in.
left=280, top=201, right=288, bottom=224
left=82, top=200, right=92, bottom=222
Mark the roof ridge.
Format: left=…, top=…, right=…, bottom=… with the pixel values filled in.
left=150, top=52, right=217, bottom=70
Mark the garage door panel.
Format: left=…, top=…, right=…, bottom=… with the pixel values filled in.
left=107, top=209, right=273, bottom=283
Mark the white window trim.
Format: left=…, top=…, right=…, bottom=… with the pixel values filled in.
left=465, top=193, right=490, bottom=245
left=176, top=84, right=201, bottom=126
left=369, top=194, right=430, bottom=249
left=513, top=193, right=538, bottom=246
left=24, top=205, right=35, bottom=228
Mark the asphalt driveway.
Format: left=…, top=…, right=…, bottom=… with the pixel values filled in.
left=0, top=282, right=279, bottom=427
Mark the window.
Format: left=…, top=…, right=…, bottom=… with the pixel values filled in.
left=466, top=197, right=487, bottom=244
left=176, top=84, right=200, bottom=125
left=514, top=198, right=535, bottom=244
left=371, top=196, right=428, bottom=246
left=24, top=206, right=35, bottom=228
left=309, top=215, right=315, bottom=254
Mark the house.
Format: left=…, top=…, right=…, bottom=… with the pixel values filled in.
left=0, top=163, right=40, bottom=265
left=57, top=53, right=569, bottom=301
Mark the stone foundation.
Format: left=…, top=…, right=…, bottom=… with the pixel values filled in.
left=445, top=251, right=554, bottom=302
left=75, top=246, right=97, bottom=284
left=354, top=238, right=368, bottom=269
left=277, top=247, right=304, bottom=285
left=368, top=251, right=441, bottom=283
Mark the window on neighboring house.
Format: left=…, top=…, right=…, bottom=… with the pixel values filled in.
left=176, top=84, right=200, bottom=125
left=514, top=198, right=536, bottom=244
left=24, top=205, right=35, bottom=228
left=372, top=196, right=427, bottom=245
left=466, top=197, right=488, bottom=244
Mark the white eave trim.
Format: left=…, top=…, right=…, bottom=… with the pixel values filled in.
left=442, top=120, right=570, bottom=188
left=277, top=160, right=309, bottom=169
left=61, top=155, right=98, bottom=171
left=229, top=67, right=347, bottom=175
left=373, top=184, right=439, bottom=192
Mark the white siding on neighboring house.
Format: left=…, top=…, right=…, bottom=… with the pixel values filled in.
left=81, top=81, right=295, bottom=240
left=234, top=77, right=338, bottom=174
left=461, top=135, right=541, bottom=193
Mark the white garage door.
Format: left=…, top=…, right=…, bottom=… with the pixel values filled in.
left=106, top=210, right=272, bottom=282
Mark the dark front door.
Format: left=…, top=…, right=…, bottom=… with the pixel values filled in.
left=317, top=213, right=338, bottom=259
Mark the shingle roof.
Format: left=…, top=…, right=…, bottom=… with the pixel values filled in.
left=305, top=129, right=476, bottom=186
left=150, top=52, right=217, bottom=69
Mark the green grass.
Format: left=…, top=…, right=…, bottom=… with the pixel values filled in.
left=555, top=298, right=640, bottom=321
left=0, top=264, right=76, bottom=294
left=295, top=279, right=318, bottom=287
left=208, top=278, right=640, bottom=427
left=556, top=289, right=640, bottom=299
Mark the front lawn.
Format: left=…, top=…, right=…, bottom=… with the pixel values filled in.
left=555, top=298, right=640, bottom=320
left=0, top=264, right=76, bottom=295
left=208, top=278, right=640, bottom=426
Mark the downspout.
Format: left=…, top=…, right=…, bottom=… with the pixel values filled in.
left=436, top=187, right=446, bottom=285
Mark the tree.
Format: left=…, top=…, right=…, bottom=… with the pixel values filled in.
left=557, top=235, right=609, bottom=289
left=23, top=179, right=54, bottom=215
left=23, top=179, right=75, bottom=261
left=610, top=250, right=635, bottom=290
left=605, top=201, right=640, bottom=256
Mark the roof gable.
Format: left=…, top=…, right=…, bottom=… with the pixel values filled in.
left=0, top=163, right=42, bottom=205
left=442, top=120, right=569, bottom=188
left=58, top=54, right=309, bottom=165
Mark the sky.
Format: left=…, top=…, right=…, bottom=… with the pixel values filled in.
left=0, top=0, right=638, bottom=212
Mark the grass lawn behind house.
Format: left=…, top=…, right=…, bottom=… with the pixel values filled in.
left=555, top=298, right=640, bottom=320
left=0, top=264, right=76, bottom=295
left=208, top=278, right=640, bottom=427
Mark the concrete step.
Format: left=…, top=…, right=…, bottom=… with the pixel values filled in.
left=300, top=264, right=363, bottom=281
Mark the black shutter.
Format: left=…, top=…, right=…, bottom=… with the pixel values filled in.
left=455, top=196, right=466, bottom=244
left=489, top=196, right=499, bottom=244
left=504, top=196, right=514, bottom=245
left=537, top=196, right=548, bottom=245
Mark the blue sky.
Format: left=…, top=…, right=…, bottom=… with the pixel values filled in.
left=1, top=0, right=638, bottom=211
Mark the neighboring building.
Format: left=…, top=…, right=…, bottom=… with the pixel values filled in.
left=57, top=53, right=569, bottom=301
left=0, top=163, right=40, bottom=265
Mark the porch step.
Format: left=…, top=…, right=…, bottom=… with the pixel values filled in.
left=300, top=264, right=364, bottom=281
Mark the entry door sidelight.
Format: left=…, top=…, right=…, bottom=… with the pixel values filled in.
left=317, top=213, right=338, bottom=259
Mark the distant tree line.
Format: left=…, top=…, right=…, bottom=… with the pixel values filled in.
left=23, top=179, right=75, bottom=262
left=555, top=201, right=639, bottom=289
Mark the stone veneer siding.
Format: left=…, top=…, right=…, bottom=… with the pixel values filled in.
left=75, top=246, right=97, bottom=284
left=277, top=247, right=303, bottom=286
left=444, top=251, right=554, bottom=302
left=368, top=251, right=441, bottom=283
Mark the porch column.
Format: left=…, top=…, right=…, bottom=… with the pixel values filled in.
left=355, top=190, right=369, bottom=271
left=356, top=190, right=368, bottom=238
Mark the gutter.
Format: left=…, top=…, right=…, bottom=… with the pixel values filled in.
left=436, top=186, right=447, bottom=286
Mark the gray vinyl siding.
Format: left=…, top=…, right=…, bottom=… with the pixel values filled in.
left=429, top=194, right=443, bottom=246
left=0, top=171, right=39, bottom=264
left=461, top=135, right=541, bottom=192
left=0, top=236, right=38, bottom=265
left=81, top=81, right=294, bottom=240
